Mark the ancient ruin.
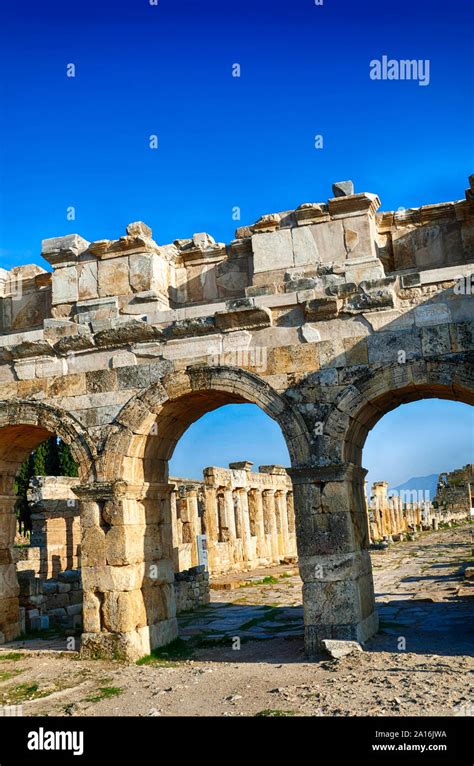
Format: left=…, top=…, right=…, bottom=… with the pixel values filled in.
left=434, top=464, right=474, bottom=516
left=171, top=462, right=296, bottom=574
left=0, top=176, right=473, bottom=660
left=367, top=467, right=473, bottom=543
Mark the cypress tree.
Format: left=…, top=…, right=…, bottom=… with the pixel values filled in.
left=14, top=437, right=78, bottom=534
left=58, top=439, right=78, bottom=477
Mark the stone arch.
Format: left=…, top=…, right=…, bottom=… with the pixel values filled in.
left=101, top=365, right=312, bottom=483
left=0, top=399, right=96, bottom=644
left=0, top=399, right=97, bottom=482
left=294, top=356, right=474, bottom=655
left=79, top=366, right=312, bottom=661
left=324, top=358, right=474, bottom=465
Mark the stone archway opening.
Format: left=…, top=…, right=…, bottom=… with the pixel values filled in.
left=169, top=403, right=295, bottom=572
left=140, top=387, right=306, bottom=656
left=0, top=405, right=95, bottom=649
left=347, top=389, right=474, bottom=656
left=166, top=402, right=302, bottom=640
left=84, top=367, right=311, bottom=661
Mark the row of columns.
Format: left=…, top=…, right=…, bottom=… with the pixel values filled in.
left=171, top=483, right=297, bottom=574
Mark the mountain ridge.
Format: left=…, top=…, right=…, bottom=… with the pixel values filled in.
left=389, top=473, right=438, bottom=501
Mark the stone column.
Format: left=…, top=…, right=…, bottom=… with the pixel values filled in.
left=262, top=490, right=279, bottom=563
left=231, top=491, right=245, bottom=567
left=287, top=489, right=295, bottom=527
left=275, top=490, right=290, bottom=558
left=288, top=463, right=378, bottom=657
left=237, top=488, right=253, bottom=564
left=286, top=491, right=297, bottom=557
left=216, top=491, right=228, bottom=542
left=184, top=486, right=200, bottom=567
left=0, top=472, right=20, bottom=643
left=203, top=486, right=219, bottom=570
left=170, top=486, right=180, bottom=571
left=77, top=480, right=178, bottom=662
left=248, top=489, right=265, bottom=560
left=223, top=488, right=236, bottom=539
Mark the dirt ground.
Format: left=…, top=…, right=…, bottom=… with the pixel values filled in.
left=1, top=522, right=473, bottom=717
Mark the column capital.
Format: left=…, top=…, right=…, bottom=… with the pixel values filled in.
left=73, top=480, right=176, bottom=501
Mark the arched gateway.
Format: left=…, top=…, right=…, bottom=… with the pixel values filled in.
left=1, top=178, right=473, bottom=659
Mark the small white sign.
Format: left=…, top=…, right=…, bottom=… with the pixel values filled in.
left=197, top=534, right=208, bottom=570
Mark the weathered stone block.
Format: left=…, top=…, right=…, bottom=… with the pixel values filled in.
left=251, top=230, right=294, bottom=274
left=98, top=257, right=130, bottom=297
left=102, top=589, right=147, bottom=633
left=215, top=305, right=272, bottom=331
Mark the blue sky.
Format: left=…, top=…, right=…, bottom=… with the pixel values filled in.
left=0, top=0, right=472, bottom=267
left=0, top=0, right=472, bottom=482
left=170, top=400, right=474, bottom=490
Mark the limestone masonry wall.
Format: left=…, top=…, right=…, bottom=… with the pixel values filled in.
left=13, top=476, right=82, bottom=632
left=17, top=569, right=82, bottom=634
left=434, top=464, right=473, bottom=516
left=23, top=476, right=80, bottom=577
left=174, top=565, right=210, bottom=614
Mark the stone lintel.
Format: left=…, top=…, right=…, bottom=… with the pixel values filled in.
left=294, top=203, right=329, bottom=226
left=229, top=461, right=254, bottom=471
left=75, top=296, right=119, bottom=314
left=214, top=305, right=272, bottom=331
left=7, top=340, right=55, bottom=360
left=94, top=321, right=163, bottom=349
left=42, top=234, right=91, bottom=268
left=259, top=464, right=288, bottom=475
left=328, top=193, right=381, bottom=218
left=73, top=480, right=177, bottom=502
left=288, top=463, right=368, bottom=485
left=177, top=245, right=227, bottom=264
left=304, top=296, right=341, bottom=321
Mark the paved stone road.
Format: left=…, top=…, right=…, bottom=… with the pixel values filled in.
left=179, top=522, right=474, bottom=656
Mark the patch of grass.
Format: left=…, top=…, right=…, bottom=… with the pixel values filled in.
left=0, top=670, right=23, bottom=683
left=85, top=686, right=123, bottom=703
left=239, top=575, right=280, bottom=588
left=279, top=572, right=292, bottom=579
left=14, top=627, right=62, bottom=642
left=1, top=682, right=51, bottom=705
left=136, top=637, right=195, bottom=665
left=240, top=607, right=280, bottom=631
left=0, top=652, right=25, bottom=662
left=255, top=709, right=296, bottom=717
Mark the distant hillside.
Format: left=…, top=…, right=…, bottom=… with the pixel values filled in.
left=390, top=473, right=438, bottom=501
